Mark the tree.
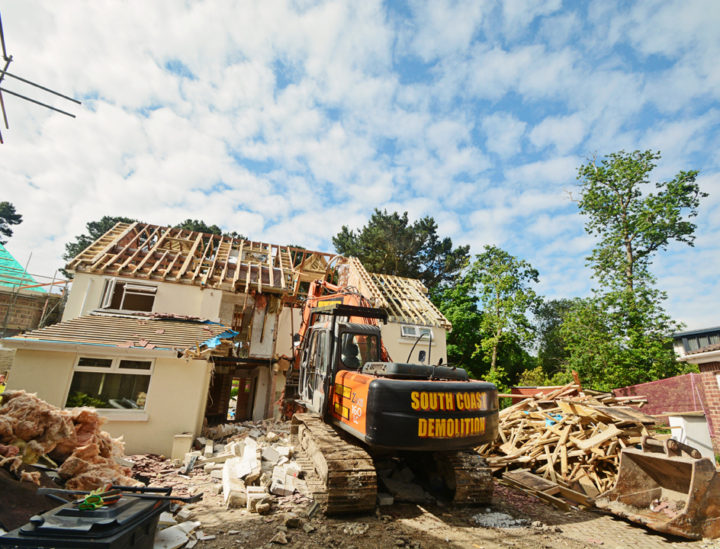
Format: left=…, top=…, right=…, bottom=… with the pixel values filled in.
left=563, top=150, right=707, bottom=389
left=435, top=271, right=483, bottom=371
left=63, top=216, right=137, bottom=268
left=0, top=202, right=22, bottom=244
left=535, top=298, right=577, bottom=376
left=174, top=219, right=222, bottom=235
left=469, top=246, right=540, bottom=374
left=578, top=150, right=704, bottom=293
left=333, top=209, right=469, bottom=291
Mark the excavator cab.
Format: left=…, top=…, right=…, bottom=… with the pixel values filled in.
left=297, top=304, right=386, bottom=416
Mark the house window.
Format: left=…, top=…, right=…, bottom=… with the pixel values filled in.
left=400, top=325, right=433, bottom=341
left=101, top=280, right=156, bottom=312
left=65, top=357, right=153, bottom=409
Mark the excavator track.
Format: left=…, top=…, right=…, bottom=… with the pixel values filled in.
left=435, top=450, right=493, bottom=505
left=291, top=413, right=377, bottom=514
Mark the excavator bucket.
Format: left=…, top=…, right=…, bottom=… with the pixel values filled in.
left=596, top=436, right=720, bottom=539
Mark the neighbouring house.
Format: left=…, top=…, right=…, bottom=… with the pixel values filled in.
left=673, top=326, right=720, bottom=359
left=2, top=222, right=451, bottom=454
left=613, top=335, right=720, bottom=458
left=0, top=243, right=67, bottom=374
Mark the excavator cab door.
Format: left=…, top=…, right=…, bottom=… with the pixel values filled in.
left=298, top=328, right=330, bottom=414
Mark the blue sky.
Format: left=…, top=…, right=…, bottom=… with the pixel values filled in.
left=1, top=0, right=718, bottom=329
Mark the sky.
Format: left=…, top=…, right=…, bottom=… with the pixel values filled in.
left=1, top=0, right=718, bottom=330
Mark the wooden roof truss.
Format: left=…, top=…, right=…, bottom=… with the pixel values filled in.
left=66, top=222, right=337, bottom=296
left=370, top=273, right=451, bottom=329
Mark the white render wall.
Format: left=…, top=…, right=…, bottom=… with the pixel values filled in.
left=62, top=273, right=223, bottom=322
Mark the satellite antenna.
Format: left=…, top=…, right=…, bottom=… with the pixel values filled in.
left=0, top=10, right=81, bottom=143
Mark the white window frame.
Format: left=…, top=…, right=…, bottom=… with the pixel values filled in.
left=66, top=355, right=155, bottom=412
left=400, top=325, right=433, bottom=341
left=100, top=278, right=157, bottom=312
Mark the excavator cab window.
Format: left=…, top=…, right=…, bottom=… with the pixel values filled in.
left=339, top=333, right=379, bottom=370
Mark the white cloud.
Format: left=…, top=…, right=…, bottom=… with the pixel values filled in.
left=529, top=114, right=586, bottom=153
left=481, top=112, right=526, bottom=158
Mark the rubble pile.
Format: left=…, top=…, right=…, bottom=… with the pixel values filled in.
left=173, top=420, right=311, bottom=517
left=0, top=390, right=139, bottom=490
left=477, top=383, right=654, bottom=498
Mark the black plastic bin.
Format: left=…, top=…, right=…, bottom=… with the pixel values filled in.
left=0, top=495, right=170, bottom=549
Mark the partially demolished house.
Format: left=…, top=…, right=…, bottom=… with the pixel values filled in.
left=2, top=222, right=452, bottom=455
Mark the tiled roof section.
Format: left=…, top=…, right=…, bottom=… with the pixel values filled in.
left=0, top=243, right=44, bottom=293
left=4, top=314, right=235, bottom=352
left=687, top=342, right=720, bottom=355
left=65, top=222, right=338, bottom=295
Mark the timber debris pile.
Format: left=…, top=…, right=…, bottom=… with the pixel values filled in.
left=476, top=384, right=653, bottom=503
left=0, top=390, right=138, bottom=490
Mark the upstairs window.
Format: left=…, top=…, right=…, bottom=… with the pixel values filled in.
left=101, top=280, right=156, bottom=312
left=400, top=325, right=433, bottom=341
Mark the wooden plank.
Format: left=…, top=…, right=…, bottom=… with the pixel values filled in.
left=176, top=233, right=203, bottom=279
left=575, top=424, right=621, bottom=451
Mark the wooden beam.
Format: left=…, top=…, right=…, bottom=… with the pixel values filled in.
left=132, top=226, right=173, bottom=274
left=175, top=233, right=203, bottom=279
left=88, top=222, right=138, bottom=266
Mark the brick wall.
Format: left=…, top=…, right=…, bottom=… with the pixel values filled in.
left=613, top=373, right=706, bottom=415
left=614, top=372, right=720, bottom=454
left=0, top=291, right=59, bottom=334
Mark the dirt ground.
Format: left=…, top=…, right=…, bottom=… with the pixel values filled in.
left=174, top=482, right=720, bottom=549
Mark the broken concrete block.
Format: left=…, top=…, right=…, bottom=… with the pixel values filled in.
left=185, top=540, right=198, bottom=549
left=158, top=512, right=177, bottom=526
left=203, top=440, right=214, bottom=457
left=266, top=431, right=279, bottom=442
left=262, top=446, right=280, bottom=464
left=256, top=501, right=272, bottom=515
left=176, top=520, right=201, bottom=535
left=249, top=429, right=262, bottom=438
left=184, top=451, right=201, bottom=464
left=276, top=446, right=291, bottom=458
left=269, top=464, right=297, bottom=496
left=285, top=462, right=302, bottom=477
left=210, top=469, right=223, bottom=480
left=153, top=525, right=188, bottom=549
left=176, top=508, right=192, bottom=521
left=246, top=486, right=269, bottom=512
left=222, top=457, right=248, bottom=508
left=196, top=531, right=216, bottom=541
left=245, top=466, right=262, bottom=484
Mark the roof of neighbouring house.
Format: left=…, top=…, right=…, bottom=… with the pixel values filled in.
left=343, top=257, right=451, bottom=329
left=687, top=342, right=720, bottom=356
left=2, top=313, right=237, bottom=354
left=0, top=243, right=45, bottom=293
left=64, top=222, right=340, bottom=295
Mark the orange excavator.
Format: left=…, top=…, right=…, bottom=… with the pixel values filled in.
left=284, top=279, right=499, bottom=513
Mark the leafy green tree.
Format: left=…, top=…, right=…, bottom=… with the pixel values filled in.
left=578, top=150, right=704, bottom=293
left=174, top=220, right=245, bottom=239
left=333, top=209, right=469, bottom=291
left=563, top=150, right=707, bottom=389
left=469, top=246, right=540, bottom=374
left=0, top=202, right=22, bottom=244
left=535, top=298, right=577, bottom=376
left=175, top=219, right=222, bottom=235
left=435, top=271, right=483, bottom=371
